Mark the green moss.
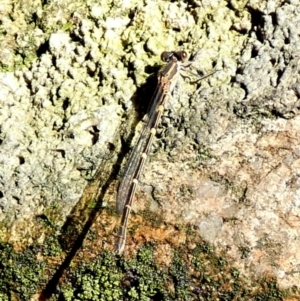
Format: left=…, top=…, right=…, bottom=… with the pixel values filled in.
left=42, top=233, right=63, bottom=257
left=119, top=245, right=168, bottom=300
left=0, top=242, right=46, bottom=300
left=61, top=22, right=74, bottom=32
left=0, top=292, right=10, bottom=301
left=253, top=279, right=282, bottom=301
left=62, top=240, right=288, bottom=301
left=64, top=251, right=123, bottom=301
left=238, top=245, right=251, bottom=259
left=168, top=251, right=190, bottom=300
left=0, top=232, right=296, bottom=301
left=195, top=145, right=213, bottom=163
left=139, top=209, right=165, bottom=229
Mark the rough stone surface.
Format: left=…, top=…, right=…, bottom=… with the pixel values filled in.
left=0, top=0, right=300, bottom=290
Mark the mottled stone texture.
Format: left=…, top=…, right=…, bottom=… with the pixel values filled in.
left=0, top=0, right=299, bottom=289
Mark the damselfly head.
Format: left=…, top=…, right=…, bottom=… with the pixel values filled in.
left=161, top=51, right=174, bottom=62
left=161, top=51, right=188, bottom=63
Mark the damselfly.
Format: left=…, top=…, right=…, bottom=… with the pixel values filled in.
left=115, top=50, right=213, bottom=254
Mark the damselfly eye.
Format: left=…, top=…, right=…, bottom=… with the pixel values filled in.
left=161, top=51, right=173, bottom=62
left=180, top=51, right=188, bottom=62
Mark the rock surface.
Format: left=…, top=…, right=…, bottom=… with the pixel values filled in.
left=0, top=0, right=299, bottom=290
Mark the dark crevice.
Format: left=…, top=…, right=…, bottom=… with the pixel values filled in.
left=247, top=7, right=265, bottom=43
left=239, top=82, right=248, bottom=99
left=18, top=156, right=25, bottom=165
left=270, top=12, right=277, bottom=26
left=90, top=126, right=99, bottom=145
left=69, top=32, right=84, bottom=44
left=251, top=46, right=259, bottom=58
left=54, top=149, right=66, bottom=158
left=36, top=40, right=49, bottom=57
left=276, top=68, right=284, bottom=86
left=51, top=55, right=56, bottom=68
left=62, top=98, right=69, bottom=110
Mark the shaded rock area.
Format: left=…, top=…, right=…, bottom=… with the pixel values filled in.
left=0, top=0, right=300, bottom=298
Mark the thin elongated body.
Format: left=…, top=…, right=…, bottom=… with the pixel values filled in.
left=115, top=51, right=194, bottom=254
